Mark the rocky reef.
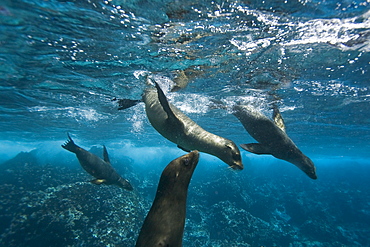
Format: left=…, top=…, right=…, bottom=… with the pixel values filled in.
left=1, top=150, right=369, bottom=246
left=0, top=150, right=147, bottom=247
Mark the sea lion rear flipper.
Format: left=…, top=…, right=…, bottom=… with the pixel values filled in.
left=240, top=143, right=272, bottom=155
left=154, top=81, right=185, bottom=130
left=116, top=98, right=142, bottom=110
left=102, top=145, right=111, bottom=164
left=61, top=133, right=79, bottom=153
left=272, top=106, right=286, bottom=132
left=91, top=179, right=106, bottom=185
left=177, top=145, right=191, bottom=152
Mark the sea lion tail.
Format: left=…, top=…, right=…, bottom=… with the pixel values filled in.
left=61, top=133, right=79, bottom=153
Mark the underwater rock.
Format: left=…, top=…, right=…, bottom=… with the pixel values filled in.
left=1, top=151, right=369, bottom=246
left=0, top=150, right=76, bottom=190
left=183, top=200, right=294, bottom=246
left=0, top=182, right=145, bottom=247
left=0, top=150, right=146, bottom=247
left=1, top=150, right=39, bottom=167
left=182, top=164, right=369, bottom=247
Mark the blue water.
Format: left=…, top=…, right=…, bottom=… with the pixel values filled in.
left=1, top=0, right=370, bottom=246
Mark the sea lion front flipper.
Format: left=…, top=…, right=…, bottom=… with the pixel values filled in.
left=102, top=145, right=110, bottom=164
left=91, top=179, right=106, bottom=185
left=177, top=145, right=191, bottom=152
left=272, top=106, right=286, bottom=132
left=154, top=81, right=185, bottom=130
left=116, top=98, right=142, bottom=110
left=240, top=143, right=272, bottom=155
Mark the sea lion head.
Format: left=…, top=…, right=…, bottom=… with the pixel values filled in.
left=294, top=155, right=317, bottom=179
left=159, top=150, right=200, bottom=194
left=117, top=177, right=134, bottom=190
left=220, top=142, right=244, bottom=170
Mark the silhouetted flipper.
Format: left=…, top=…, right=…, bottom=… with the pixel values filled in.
left=117, top=99, right=142, bottom=110
left=272, top=105, right=286, bottom=132
left=154, top=81, right=186, bottom=132
left=240, top=143, right=271, bottom=155
left=177, top=145, right=192, bottom=152
left=103, top=145, right=110, bottom=163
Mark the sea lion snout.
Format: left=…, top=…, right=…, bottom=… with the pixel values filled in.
left=231, top=160, right=244, bottom=170
left=295, top=156, right=317, bottom=180
left=302, top=167, right=317, bottom=180
left=308, top=172, right=318, bottom=180
left=304, top=165, right=317, bottom=180
left=222, top=143, right=244, bottom=170
left=118, top=178, right=134, bottom=190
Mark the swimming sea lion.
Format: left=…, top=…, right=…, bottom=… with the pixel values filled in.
left=61, top=134, right=133, bottom=190
left=233, top=105, right=317, bottom=179
left=118, top=79, right=243, bottom=170
left=135, top=150, right=200, bottom=247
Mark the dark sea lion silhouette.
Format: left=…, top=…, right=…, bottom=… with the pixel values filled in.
left=61, top=133, right=133, bottom=190
left=233, top=105, right=317, bottom=179
left=135, top=150, right=199, bottom=247
left=118, top=79, right=243, bottom=170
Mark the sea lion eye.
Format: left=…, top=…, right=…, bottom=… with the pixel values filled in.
left=225, top=143, right=234, bottom=150
left=183, top=158, right=190, bottom=166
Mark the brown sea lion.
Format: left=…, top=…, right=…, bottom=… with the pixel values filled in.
left=61, top=134, right=133, bottom=190
left=118, top=79, right=243, bottom=170
left=233, top=105, right=317, bottom=179
left=135, top=150, right=199, bottom=247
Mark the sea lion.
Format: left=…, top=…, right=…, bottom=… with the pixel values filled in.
left=118, top=79, right=243, bottom=170
left=135, top=150, right=199, bottom=247
left=233, top=105, right=317, bottom=179
left=61, top=133, right=133, bottom=190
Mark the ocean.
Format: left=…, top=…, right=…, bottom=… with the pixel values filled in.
left=1, top=0, right=369, bottom=246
